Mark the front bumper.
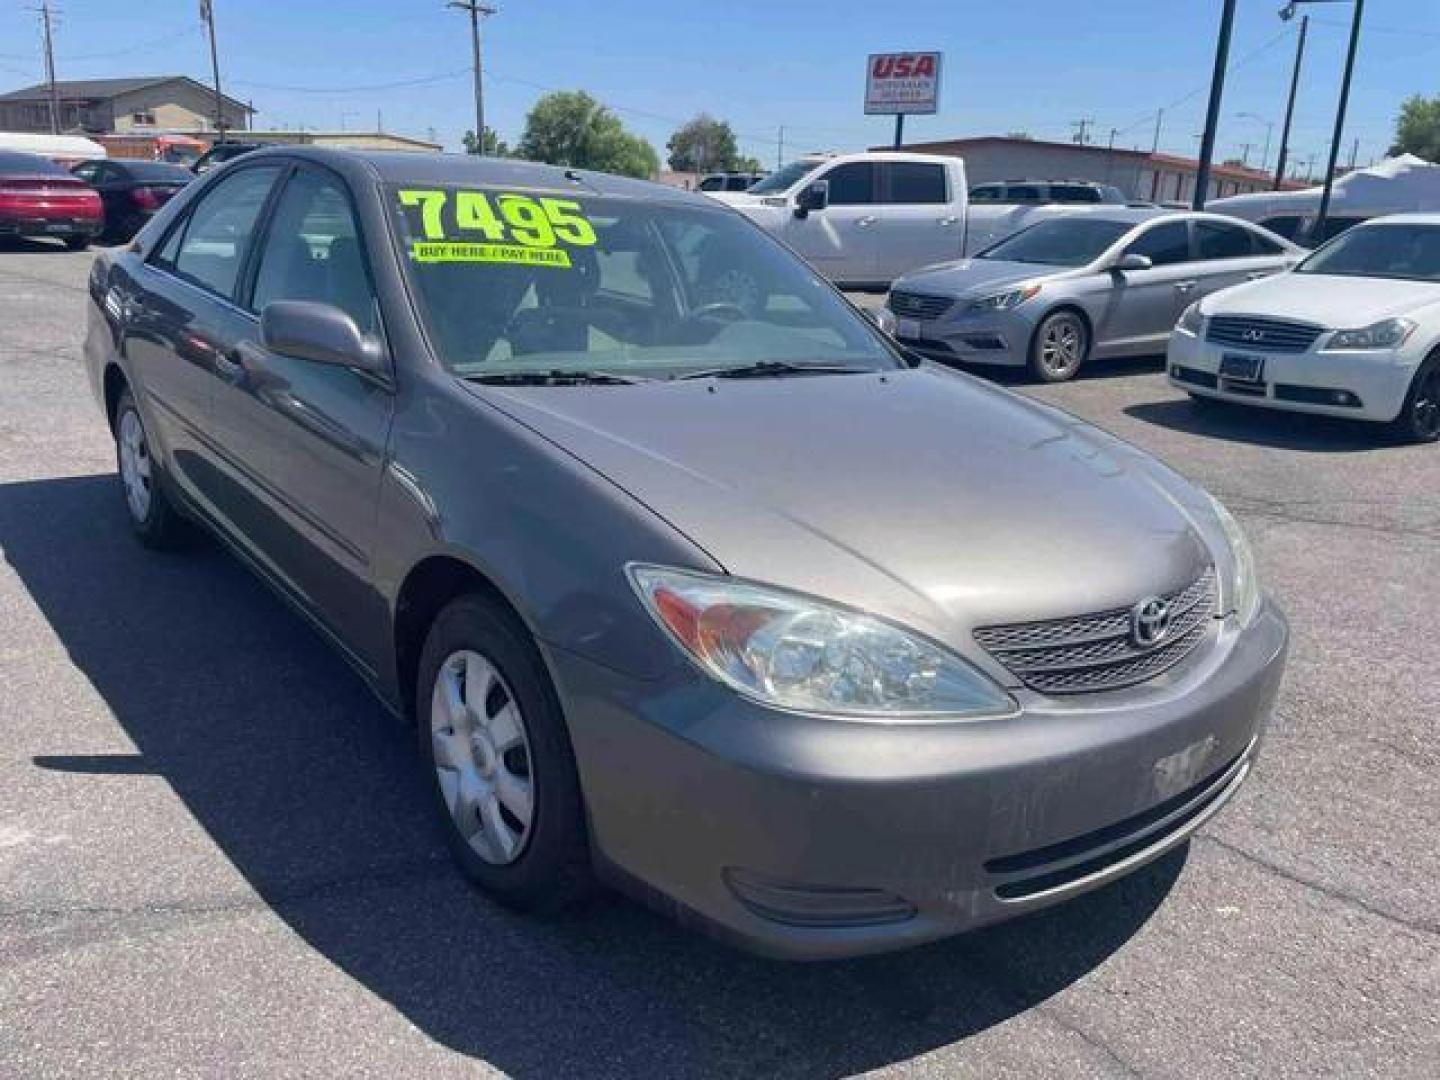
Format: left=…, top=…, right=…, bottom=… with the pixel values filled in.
left=1168, top=328, right=1417, bottom=423
left=0, top=214, right=103, bottom=241
left=549, top=598, right=1288, bottom=960
left=892, top=307, right=1032, bottom=368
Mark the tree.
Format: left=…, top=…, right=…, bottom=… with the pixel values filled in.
left=733, top=154, right=764, bottom=174
left=516, top=91, right=659, bottom=179
left=462, top=127, right=509, bottom=156
left=1390, top=94, right=1440, bottom=163
left=666, top=113, right=742, bottom=173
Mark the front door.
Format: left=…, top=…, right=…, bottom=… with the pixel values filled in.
left=780, top=161, right=878, bottom=285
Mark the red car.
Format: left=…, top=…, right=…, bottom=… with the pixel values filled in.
left=0, top=150, right=103, bottom=250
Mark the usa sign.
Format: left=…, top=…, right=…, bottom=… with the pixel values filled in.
left=864, top=52, right=943, bottom=115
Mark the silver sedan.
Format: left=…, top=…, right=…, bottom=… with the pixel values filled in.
left=888, top=210, right=1302, bottom=381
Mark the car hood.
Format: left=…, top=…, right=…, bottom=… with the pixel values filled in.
left=895, top=258, right=1067, bottom=299
left=1203, top=271, right=1440, bottom=327
left=466, top=369, right=1218, bottom=662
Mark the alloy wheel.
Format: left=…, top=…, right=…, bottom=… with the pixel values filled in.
left=118, top=409, right=153, bottom=522
left=1039, top=315, right=1086, bottom=379
left=430, top=649, right=535, bottom=865
left=1413, top=367, right=1440, bottom=440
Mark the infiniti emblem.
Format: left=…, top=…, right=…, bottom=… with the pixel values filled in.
left=1241, top=328, right=1266, bottom=343
left=1131, top=597, right=1171, bottom=648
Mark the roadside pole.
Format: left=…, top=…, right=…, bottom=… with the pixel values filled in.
left=39, top=0, right=60, bottom=135
left=200, top=0, right=226, bottom=141
left=1193, top=0, right=1238, bottom=209
left=1314, top=0, right=1363, bottom=240
left=1273, top=15, right=1308, bottom=191
left=449, top=1, right=496, bottom=156
left=893, top=114, right=904, bottom=149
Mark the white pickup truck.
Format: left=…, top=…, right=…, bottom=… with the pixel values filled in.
left=708, top=152, right=968, bottom=288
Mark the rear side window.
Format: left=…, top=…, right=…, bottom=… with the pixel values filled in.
left=1125, top=220, right=1191, bottom=266
left=882, top=162, right=947, bottom=204
left=1196, top=220, right=1256, bottom=259
left=822, top=163, right=876, bottom=205
left=1248, top=227, right=1284, bottom=255
left=970, top=184, right=1004, bottom=203
left=1007, top=184, right=1044, bottom=204
left=250, top=167, right=377, bottom=333
left=158, top=166, right=281, bottom=300
left=1052, top=184, right=1102, bottom=204
left=1258, top=215, right=1305, bottom=242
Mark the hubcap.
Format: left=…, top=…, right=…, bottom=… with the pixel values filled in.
left=1414, top=369, right=1439, bottom=437
left=430, top=650, right=534, bottom=865
left=1040, top=316, right=1084, bottom=376
left=117, top=409, right=152, bottom=522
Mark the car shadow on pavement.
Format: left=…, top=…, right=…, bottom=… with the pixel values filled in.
left=3, top=473, right=1185, bottom=1078
left=1125, top=398, right=1387, bottom=452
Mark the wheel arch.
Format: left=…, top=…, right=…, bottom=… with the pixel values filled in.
left=102, top=362, right=129, bottom=434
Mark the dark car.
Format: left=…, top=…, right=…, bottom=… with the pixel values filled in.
left=71, top=159, right=192, bottom=241
left=191, top=141, right=262, bottom=176
left=0, top=150, right=103, bottom=249
left=83, top=148, right=1286, bottom=959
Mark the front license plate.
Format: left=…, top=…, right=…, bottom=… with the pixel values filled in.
left=1220, top=353, right=1264, bottom=382
left=895, top=317, right=921, bottom=340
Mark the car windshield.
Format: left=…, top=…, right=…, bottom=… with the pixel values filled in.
left=1294, top=222, right=1440, bottom=283
left=747, top=160, right=823, bottom=195
left=389, top=184, right=900, bottom=380
left=979, top=218, right=1136, bottom=266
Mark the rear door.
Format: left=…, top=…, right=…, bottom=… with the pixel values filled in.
left=120, top=163, right=284, bottom=512
left=871, top=160, right=962, bottom=282
left=1190, top=218, right=1285, bottom=300
left=780, top=161, right=878, bottom=284
left=1094, top=219, right=1196, bottom=355
left=209, top=162, right=394, bottom=667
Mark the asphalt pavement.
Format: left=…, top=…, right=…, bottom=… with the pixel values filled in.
left=1, top=243, right=1436, bottom=1078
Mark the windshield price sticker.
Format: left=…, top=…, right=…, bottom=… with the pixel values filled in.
left=397, top=189, right=596, bottom=265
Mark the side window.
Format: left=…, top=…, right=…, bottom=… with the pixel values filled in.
left=1195, top=220, right=1256, bottom=260
left=251, top=167, right=377, bottom=334
left=1054, top=184, right=1102, bottom=204
left=821, top=163, right=875, bottom=205
left=1125, top=221, right=1191, bottom=266
left=1247, top=227, right=1284, bottom=255
left=881, top=162, right=947, bottom=204
left=1258, top=215, right=1304, bottom=242
left=970, top=184, right=1004, bottom=203
left=72, top=162, right=100, bottom=183
left=159, top=166, right=281, bottom=301
left=1007, top=184, right=1044, bottom=204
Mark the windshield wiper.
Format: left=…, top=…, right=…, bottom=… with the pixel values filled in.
left=465, top=369, right=647, bottom=386
left=674, top=360, right=878, bottom=381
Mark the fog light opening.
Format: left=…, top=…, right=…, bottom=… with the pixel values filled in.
left=724, top=869, right=916, bottom=928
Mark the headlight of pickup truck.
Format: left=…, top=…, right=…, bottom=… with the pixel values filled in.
left=1324, top=317, right=1416, bottom=351
left=966, top=283, right=1041, bottom=313
left=629, top=566, right=1015, bottom=719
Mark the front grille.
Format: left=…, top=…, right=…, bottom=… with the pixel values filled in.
left=887, top=290, right=954, bottom=320
left=974, top=568, right=1217, bottom=694
left=1206, top=315, right=1323, bottom=353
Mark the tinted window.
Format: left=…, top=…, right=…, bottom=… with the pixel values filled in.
left=1296, top=223, right=1440, bottom=283
left=162, top=166, right=281, bottom=300
left=1195, top=220, right=1255, bottom=259
left=969, top=184, right=1004, bottom=203
left=748, top=159, right=824, bottom=195
left=1052, top=184, right=1102, bottom=204
left=725, top=176, right=754, bottom=191
left=124, top=161, right=193, bottom=183
left=71, top=162, right=101, bottom=182
left=1248, top=227, right=1284, bottom=255
left=1125, top=221, right=1191, bottom=266
left=252, top=168, right=376, bottom=333
left=1316, top=216, right=1365, bottom=244
left=882, top=162, right=946, bottom=204
left=1258, top=215, right=1304, bottom=241
left=697, top=176, right=723, bottom=191
left=822, top=163, right=875, bottom=205
left=980, top=217, right=1135, bottom=266
left=1007, top=184, right=1044, bottom=204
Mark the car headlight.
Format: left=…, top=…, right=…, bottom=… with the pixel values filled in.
left=1205, top=493, right=1260, bottom=626
left=1324, top=317, right=1416, bottom=351
left=628, top=565, right=1015, bottom=719
left=966, top=283, right=1041, bottom=313
left=1177, top=301, right=1204, bottom=336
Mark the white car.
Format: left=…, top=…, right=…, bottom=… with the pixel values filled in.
left=1168, top=213, right=1440, bottom=443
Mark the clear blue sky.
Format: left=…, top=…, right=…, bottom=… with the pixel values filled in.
left=1, top=0, right=1436, bottom=173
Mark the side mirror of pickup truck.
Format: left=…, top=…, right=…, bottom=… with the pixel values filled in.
left=1112, top=253, right=1153, bottom=272
left=795, top=180, right=829, bottom=218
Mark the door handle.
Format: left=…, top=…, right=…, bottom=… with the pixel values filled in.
left=856, top=215, right=878, bottom=227
left=939, top=215, right=961, bottom=226
left=1174, top=280, right=1197, bottom=292
left=213, top=348, right=246, bottom=379
left=1246, top=270, right=1273, bottom=281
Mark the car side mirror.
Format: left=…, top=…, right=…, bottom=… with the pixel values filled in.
left=260, top=300, right=387, bottom=377
left=795, top=180, right=829, bottom=218
left=862, top=305, right=896, bottom=336
left=1113, top=253, right=1153, bottom=272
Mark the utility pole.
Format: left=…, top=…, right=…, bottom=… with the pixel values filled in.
left=1240, top=142, right=1252, bottom=166
left=1193, top=0, right=1237, bottom=209
left=1272, top=15, right=1307, bottom=190
left=1070, top=118, right=1093, bottom=145
left=1348, top=136, right=1359, bottom=170
left=37, top=1, right=60, bottom=135
left=448, top=0, right=496, bottom=156
left=776, top=125, right=784, bottom=169
left=199, top=0, right=226, bottom=141
left=1151, top=109, right=1163, bottom=153
left=1104, top=127, right=1117, bottom=181
left=1314, top=0, right=1364, bottom=239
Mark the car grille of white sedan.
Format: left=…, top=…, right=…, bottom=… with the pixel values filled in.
left=1205, top=315, right=1323, bottom=353
left=974, top=568, right=1218, bottom=695
left=886, top=291, right=955, bottom=320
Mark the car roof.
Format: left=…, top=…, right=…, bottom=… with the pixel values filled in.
left=243, top=146, right=709, bottom=207
left=1361, top=212, right=1440, bottom=226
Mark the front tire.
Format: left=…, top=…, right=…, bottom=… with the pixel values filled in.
left=114, top=389, right=187, bottom=548
left=417, top=593, right=592, bottom=912
left=1029, top=309, right=1089, bottom=382
left=1389, top=357, right=1440, bottom=444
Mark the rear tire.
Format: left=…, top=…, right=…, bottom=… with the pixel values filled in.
left=114, top=389, right=187, bottom=548
left=1389, top=357, right=1440, bottom=444
left=1028, top=309, right=1089, bottom=382
left=417, top=593, right=593, bottom=913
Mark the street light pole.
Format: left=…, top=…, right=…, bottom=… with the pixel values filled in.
left=1272, top=14, right=1308, bottom=190
left=1315, top=0, right=1364, bottom=238
left=1192, top=0, right=1238, bottom=209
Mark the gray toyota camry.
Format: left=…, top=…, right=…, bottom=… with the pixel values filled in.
left=84, top=148, right=1288, bottom=959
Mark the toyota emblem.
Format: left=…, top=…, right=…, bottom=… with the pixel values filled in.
left=1131, top=597, right=1171, bottom=648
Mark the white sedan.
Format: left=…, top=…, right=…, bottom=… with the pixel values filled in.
left=1168, top=213, right=1440, bottom=442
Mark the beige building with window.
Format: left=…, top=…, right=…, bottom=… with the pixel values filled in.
left=0, top=76, right=252, bottom=136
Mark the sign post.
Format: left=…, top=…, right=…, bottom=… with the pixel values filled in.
left=865, top=52, right=942, bottom=149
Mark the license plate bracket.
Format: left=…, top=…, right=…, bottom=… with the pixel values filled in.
left=1220, top=353, right=1264, bottom=382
